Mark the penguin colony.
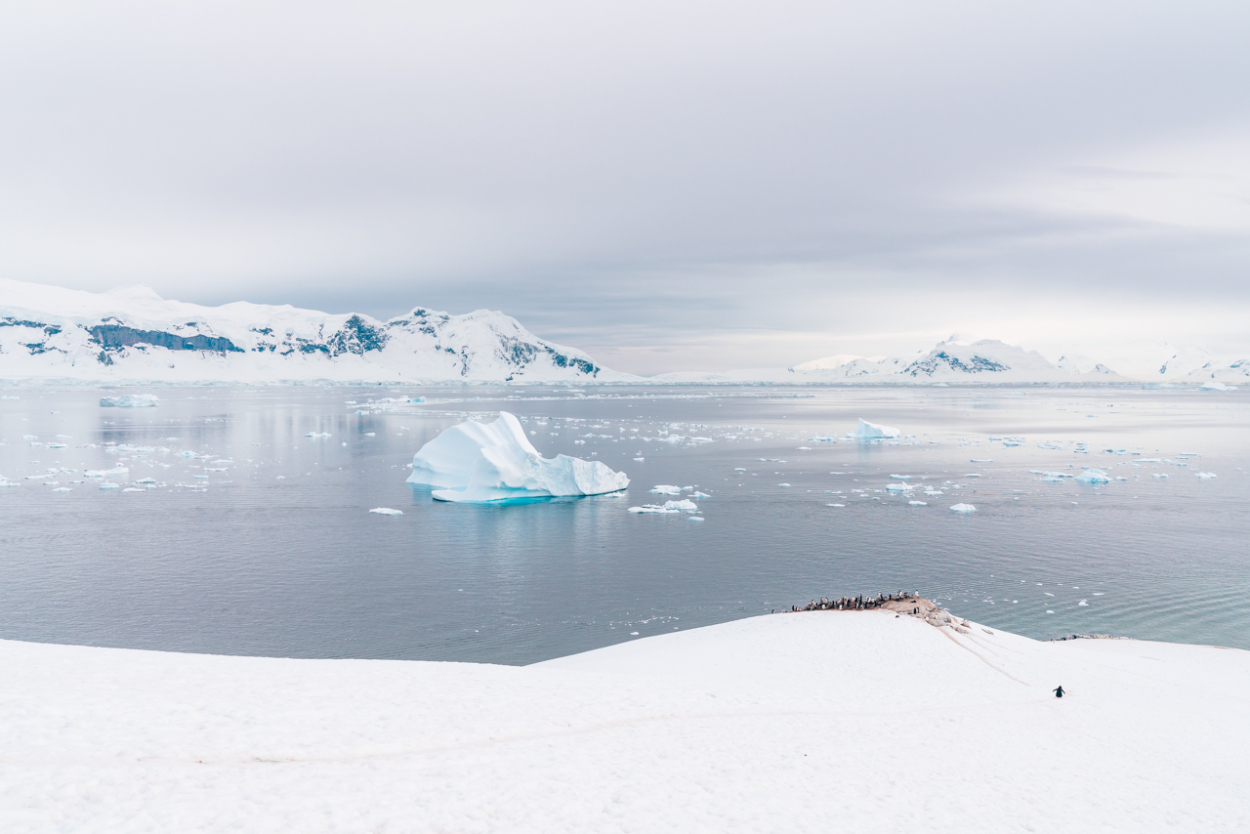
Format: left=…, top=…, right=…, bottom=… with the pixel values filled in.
left=790, top=591, right=920, bottom=612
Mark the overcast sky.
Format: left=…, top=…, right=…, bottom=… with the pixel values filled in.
left=2, top=1, right=1248, bottom=375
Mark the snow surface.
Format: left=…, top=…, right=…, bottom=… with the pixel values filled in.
left=406, top=412, right=628, bottom=502
left=1, top=612, right=1246, bottom=832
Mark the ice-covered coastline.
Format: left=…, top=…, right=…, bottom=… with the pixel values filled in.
left=2, top=607, right=1245, bottom=832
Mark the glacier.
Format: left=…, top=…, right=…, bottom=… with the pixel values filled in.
left=406, top=412, right=629, bottom=503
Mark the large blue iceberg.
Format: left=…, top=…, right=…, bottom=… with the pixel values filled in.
left=407, top=411, right=629, bottom=503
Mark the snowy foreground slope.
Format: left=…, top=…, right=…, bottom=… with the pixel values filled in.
left=0, top=279, right=625, bottom=383
left=2, top=613, right=1246, bottom=833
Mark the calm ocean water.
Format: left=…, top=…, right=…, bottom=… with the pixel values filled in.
left=1, top=385, right=1246, bottom=664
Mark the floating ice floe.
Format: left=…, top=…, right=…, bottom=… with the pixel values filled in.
left=1075, top=469, right=1111, bottom=484
left=827, top=503, right=845, bottom=507
left=649, top=485, right=682, bottom=495
left=848, top=418, right=900, bottom=440
left=909, top=500, right=928, bottom=506
left=628, top=499, right=699, bottom=514
left=885, top=483, right=912, bottom=493
left=85, top=467, right=128, bottom=478
left=889, top=474, right=910, bottom=480
left=688, top=516, right=705, bottom=522
left=949, top=503, right=976, bottom=513
left=407, top=412, right=628, bottom=503
left=690, top=491, right=710, bottom=498
left=305, top=432, right=331, bottom=439
left=98, top=482, right=120, bottom=490
left=1199, top=381, right=1237, bottom=391
left=369, top=507, right=404, bottom=515
left=1195, top=472, right=1217, bottom=479
left=99, top=394, right=159, bottom=408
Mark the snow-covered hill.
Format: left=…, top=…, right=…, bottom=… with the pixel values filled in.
left=0, top=280, right=629, bottom=384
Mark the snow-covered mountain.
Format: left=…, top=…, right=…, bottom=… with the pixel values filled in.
left=653, top=338, right=1128, bottom=384
left=0, top=280, right=628, bottom=384
left=1150, top=346, right=1250, bottom=385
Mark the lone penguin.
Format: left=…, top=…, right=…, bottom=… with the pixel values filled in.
left=1053, top=685, right=1065, bottom=698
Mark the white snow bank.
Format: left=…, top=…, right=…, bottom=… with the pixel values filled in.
left=848, top=418, right=900, bottom=440
left=949, top=503, right=976, bottom=513
left=407, top=412, right=628, bottom=502
left=99, top=394, right=159, bottom=407
left=1075, top=469, right=1111, bottom=484
left=5, top=612, right=1246, bottom=832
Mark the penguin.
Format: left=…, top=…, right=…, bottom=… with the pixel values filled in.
left=1053, top=685, right=1065, bottom=698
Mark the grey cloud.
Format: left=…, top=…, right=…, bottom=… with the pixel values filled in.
left=1, top=0, right=1249, bottom=372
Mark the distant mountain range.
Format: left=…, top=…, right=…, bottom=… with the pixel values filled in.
left=1, top=281, right=1244, bottom=385
left=652, top=338, right=1130, bottom=384
left=0, top=280, right=623, bottom=383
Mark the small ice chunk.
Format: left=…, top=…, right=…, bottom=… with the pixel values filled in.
left=908, top=500, right=928, bottom=506
left=628, top=499, right=698, bottom=514
left=1075, top=469, right=1111, bottom=484
left=885, top=483, right=911, bottom=492
left=970, top=459, right=993, bottom=463
left=949, top=503, right=976, bottom=513
left=1199, top=381, right=1236, bottom=391
left=122, top=487, right=145, bottom=493
left=100, top=394, right=159, bottom=408
left=1195, top=472, right=1217, bottom=479
left=52, top=487, right=71, bottom=493
left=98, top=482, right=120, bottom=490
left=86, top=467, right=128, bottom=478
left=826, top=503, right=845, bottom=507
left=305, top=432, right=331, bottom=439
left=649, top=485, right=683, bottom=495
left=778, top=483, right=791, bottom=487
left=848, top=418, right=900, bottom=440
left=369, top=507, right=404, bottom=515
left=889, top=474, right=911, bottom=480
left=1078, top=599, right=1088, bottom=606
left=688, top=516, right=705, bottom=522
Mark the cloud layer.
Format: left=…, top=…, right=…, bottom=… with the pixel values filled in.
left=2, top=1, right=1248, bottom=373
